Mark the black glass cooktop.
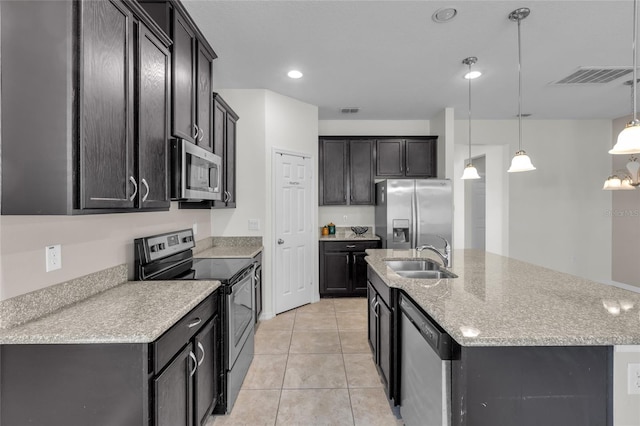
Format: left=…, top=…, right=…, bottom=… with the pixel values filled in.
left=173, top=257, right=254, bottom=283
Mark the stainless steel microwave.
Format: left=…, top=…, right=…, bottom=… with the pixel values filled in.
left=171, top=139, right=222, bottom=201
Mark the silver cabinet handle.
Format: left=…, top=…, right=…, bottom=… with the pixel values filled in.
left=197, top=341, right=205, bottom=366
left=193, top=123, right=199, bottom=139
left=188, top=318, right=202, bottom=328
left=346, top=254, right=350, bottom=264
left=198, top=127, right=204, bottom=141
left=141, top=178, right=149, bottom=202
left=373, top=299, right=380, bottom=318
left=277, top=239, right=284, bottom=245
left=346, top=245, right=356, bottom=248
left=189, top=351, right=198, bottom=377
left=129, top=176, right=138, bottom=201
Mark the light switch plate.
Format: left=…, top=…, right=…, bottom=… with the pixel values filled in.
left=629, top=363, right=640, bottom=394
left=46, top=244, right=62, bottom=272
left=248, top=219, right=260, bottom=231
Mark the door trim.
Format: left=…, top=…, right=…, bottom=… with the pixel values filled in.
left=270, top=147, right=318, bottom=318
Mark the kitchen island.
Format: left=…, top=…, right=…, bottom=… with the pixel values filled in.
left=365, top=248, right=640, bottom=426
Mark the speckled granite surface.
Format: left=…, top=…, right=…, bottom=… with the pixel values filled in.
left=319, top=226, right=379, bottom=241
left=365, top=249, right=640, bottom=347
left=197, top=237, right=263, bottom=258
left=0, top=264, right=128, bottom=329
left=0, top=280, right=220, bottom=344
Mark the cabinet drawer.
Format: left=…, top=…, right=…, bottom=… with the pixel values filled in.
left=367, top=265, right=391, bottom=307
left=152, top=294, right=216, bottom=373
left=322, top=241, right=379, bottom=252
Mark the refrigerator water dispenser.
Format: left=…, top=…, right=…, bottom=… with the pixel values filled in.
left=392, top=219, right=410, bottom=243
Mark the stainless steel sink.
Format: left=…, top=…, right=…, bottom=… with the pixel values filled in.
left=385, top=259, right=458, bottom=279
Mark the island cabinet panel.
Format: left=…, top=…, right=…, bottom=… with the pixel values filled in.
left=451, top=346, right=613, bottom=426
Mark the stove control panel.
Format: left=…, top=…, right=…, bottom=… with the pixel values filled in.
left=137, top=229, right=196, bottom=262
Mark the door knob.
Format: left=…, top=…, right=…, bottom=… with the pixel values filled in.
left=277, top=239, right=284, bottom=245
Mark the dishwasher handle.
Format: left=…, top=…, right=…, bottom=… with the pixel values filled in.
left=400, top=295, right=453, bottom=360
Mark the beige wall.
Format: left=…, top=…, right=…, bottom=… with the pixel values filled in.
left=0, top=207, right=212, bottom=301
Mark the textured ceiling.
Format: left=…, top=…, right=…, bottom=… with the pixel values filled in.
left=184, top=0, right=636, bottom=120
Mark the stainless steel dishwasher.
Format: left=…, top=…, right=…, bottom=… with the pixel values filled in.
left=399, top=293, right=454, bottom=426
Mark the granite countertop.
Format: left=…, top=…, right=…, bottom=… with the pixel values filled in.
left=319, top=230, right=380, bottom=241
left=197, top=246, right=263, bottom=259
left=365, top=248, right=640, bottom=347
left=0, top=280, right=220, bottom=344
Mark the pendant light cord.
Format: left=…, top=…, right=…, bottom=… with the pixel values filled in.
left=517, top=15, right=523, bottom=151
left=468, top=61, right=472, bottom=163
left=634, top=0, right=638, bottom=121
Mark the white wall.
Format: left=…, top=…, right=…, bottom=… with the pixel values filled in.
left=212, top=89, right=319, bottom=318
left=505, top=119, right=612, bottom=283
left=431, top=108, right=455, bottom=179
left=0, top=207, right=212, bottom=301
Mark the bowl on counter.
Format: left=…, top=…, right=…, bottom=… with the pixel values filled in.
left=351, top=226, right=369, bottom=235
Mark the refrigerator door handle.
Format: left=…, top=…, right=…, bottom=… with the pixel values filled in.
left=414, top=185, right=421, bottom=247
left=411, top=190, right=418, bottom=248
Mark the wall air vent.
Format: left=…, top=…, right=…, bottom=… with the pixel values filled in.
left=552, top=67, right=632, bottom=85
left=340, top=107, right=360, bottom=114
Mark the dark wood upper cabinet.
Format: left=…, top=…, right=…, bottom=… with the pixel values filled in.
left=319, top=139, right=348, bottom=205
left=212, top=93, right=239, bottom=209
left=139, top=0, right=217, bottom=151
left=0, top=0, right=171, bottom=214
left=376, top=137, right=438, bottom=178
left=319, top=137, right=375, bottom=206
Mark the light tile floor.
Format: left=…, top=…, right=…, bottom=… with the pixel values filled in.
left=207, top=297, right=402, bottom=426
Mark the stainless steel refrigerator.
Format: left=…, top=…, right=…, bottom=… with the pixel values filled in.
left=375, top=179, right=452, bottom=249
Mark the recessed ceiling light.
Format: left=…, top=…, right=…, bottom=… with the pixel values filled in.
left=432, top=8, right=457, bottom=23
left=287, top=70, right=303, bottom=79
left=464, top=71, right=482, bottom=79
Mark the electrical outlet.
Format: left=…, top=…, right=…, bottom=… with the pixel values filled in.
left=248, top=219, right=260, bottom=231
left=45, top=244, right=62, bottom=272
left=193, top=223, right=198, bottom=235
left=343, top=215, right=348, bottom=223
left=629, top=363, right=640, bottom=394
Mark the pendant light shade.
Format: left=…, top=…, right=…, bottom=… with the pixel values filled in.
left=508, top=150, right=536, bottom=173
left=603, top=175, right=623, bottom=190
left=610, top=0, right=640, bottom=155
left=461, top=56, right=481, bottom=180
left=462, top=163, right=481, bottom=179
left=508, top=8, right=536, bottom=173
left=609, top=120, right=640, bottom=154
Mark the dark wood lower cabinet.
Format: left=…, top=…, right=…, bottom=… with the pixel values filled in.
left=319, top=240, right=380, bottom=297
left=0, top=292, right=222, bottom=426
left=367, top=275, right=395, bottom=399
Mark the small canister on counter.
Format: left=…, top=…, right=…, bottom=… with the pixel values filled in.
left=328, top=223, right=336, bottom=234
left=322, top=226, right=329, bottom=236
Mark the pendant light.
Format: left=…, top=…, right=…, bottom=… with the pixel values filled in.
left=610, top=0, right=640, bottom=154
left=507, top=8, right=536, bottom=173
left=461, top=57, right=481, bottom=180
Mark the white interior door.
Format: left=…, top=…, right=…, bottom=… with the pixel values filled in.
left=274, top=152, right=313, bottom=314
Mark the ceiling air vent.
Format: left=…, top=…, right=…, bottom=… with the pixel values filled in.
left=552, top=67, right=632, bottom=85
left=340, top=107, right=360, bottom=114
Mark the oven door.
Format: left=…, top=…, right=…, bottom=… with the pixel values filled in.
left=227, top=268, right=255, bottom=368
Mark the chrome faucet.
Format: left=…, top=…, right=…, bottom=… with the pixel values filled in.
left=416, top=236, right=452, bottom=267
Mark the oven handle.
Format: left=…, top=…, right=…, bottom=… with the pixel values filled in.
left=187, top=318, right=202, bottom=328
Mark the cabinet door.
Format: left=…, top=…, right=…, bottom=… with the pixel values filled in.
left=172, top=10, right=196, bottom=142
left=254, top=266, right=263, bottom=323
left=320, top=139, right=348, bottom=205
left=405, top=138, right=437, bottom=177
left=351, top=251, right=369, bottom=294
left=367, top=283, right=377, bottom=354
left=320, top=251, right=350, bottom=294
left=80, top=0, right=135, bottom=209
left=378, top=299, right=392, bottom=391
left=349, top=139, right=374, bottom=205
left=212, top=98, right=225, bottom=157
left=138, top=23, right=170, bottom=209
left=196, top=44, right=213, bottom=152
left=376, top=139, right=404, bottom=177
left=194, top=319, right=217, bottom=426
left=224, top=113, right=237, bottom=207
left=154, top=344, right=193, bottom=426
